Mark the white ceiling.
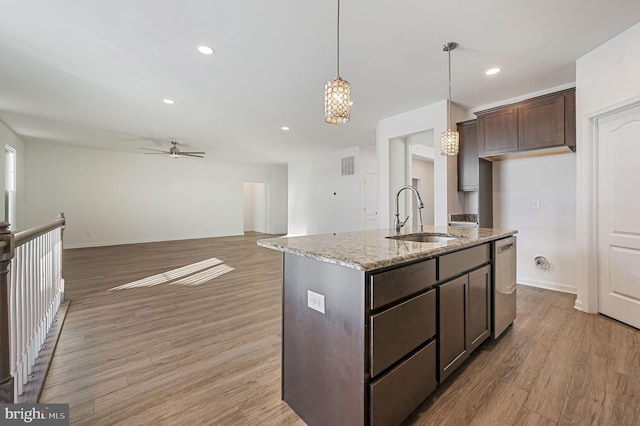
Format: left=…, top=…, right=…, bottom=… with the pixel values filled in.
left=1, top=1, right=639, bottom=165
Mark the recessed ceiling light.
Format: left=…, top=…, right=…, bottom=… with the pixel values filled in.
left=281, top=126, right=290, bottom=131
left=197, top=45, right=215, bottom=55
left=163, top=98, right=175, bottom=105
left=485, top=68, right=501, bottom=76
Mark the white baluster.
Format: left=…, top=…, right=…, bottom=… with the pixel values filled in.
left=9, top=221, right=66, bottom=397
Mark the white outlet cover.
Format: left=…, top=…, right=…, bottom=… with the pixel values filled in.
left=532, top=200, right=540, bottom=209
left=307, top=290, right=326, bottom=314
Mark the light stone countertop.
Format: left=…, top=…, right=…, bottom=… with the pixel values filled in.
left=257, top=225, right=517, bottom=272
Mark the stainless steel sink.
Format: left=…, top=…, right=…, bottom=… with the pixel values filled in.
left=386, top=232, right=460, bottom=243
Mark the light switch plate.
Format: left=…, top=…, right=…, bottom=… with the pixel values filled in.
left=307, top=290, right=326, bottom=314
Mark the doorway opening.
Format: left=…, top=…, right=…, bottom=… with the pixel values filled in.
left=243, top=182, right=266, bottom=234
left=389, top=130, right=435, bottom=228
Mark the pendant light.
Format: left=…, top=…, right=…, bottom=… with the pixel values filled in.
left=324, top=0, right=351, bottom=124
left=441, top=41, right=459, bottom=156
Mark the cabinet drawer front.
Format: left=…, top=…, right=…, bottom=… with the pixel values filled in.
left=370, top=340, right=437, bottom=426
left=439, top=244, right=490, bottom=281
left=370, top=289, right=436, bottom=377
left=370, top=259, right=436, bottom=309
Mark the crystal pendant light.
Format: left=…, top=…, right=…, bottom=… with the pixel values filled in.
left=324, top=0, right=351, bottom=124
left=441, top=42, right=459, bottom=156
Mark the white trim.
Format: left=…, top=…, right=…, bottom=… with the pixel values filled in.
left=584, top=93, right=640, bottom=120
left=64, top=233, right=247, bottom=249
left=517, top=278, right=577, bottom=295
left=576, top=94, right=640, bottom=313
left=574, top=299, right=584, bottom=312
left=470, top=82, right=576, bottom=115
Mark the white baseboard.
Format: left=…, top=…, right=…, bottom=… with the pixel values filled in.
left=517, top=277, right=577, bottom=294
left=574, top=298, right=584, bottom=311
left=64, top=233, right=245, bottom=249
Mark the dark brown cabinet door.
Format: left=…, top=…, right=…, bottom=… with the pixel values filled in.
left=467, top=265, right=492, bottom=352
left=438, top=275, right=468, bottom=383
left=457, top=120, right=479, bottom=191
left=518, top=94, right=565, bottom=150
left=478, top=107, right=518, bottom=156
left=476, top=88, right=576, bottom=157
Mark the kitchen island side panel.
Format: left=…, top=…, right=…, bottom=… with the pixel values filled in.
left=283, top=252, right=366, bottom=426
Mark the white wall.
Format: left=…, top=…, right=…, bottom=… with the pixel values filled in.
left=287, top=146, right=377, bottom=236
left=243, top=182, right=266, bottom=232
left=575, top=21, right=640, bottom=312
left=467, top=83, right=579, bottom=295
left=493, top=153, right=577, bottom=293
left=389, top=138, right=406, bottom=222
left=24, top=141, right=288, bottom=247
left=0, top=119, right=25, bottom=230
left=377, top=100, right=464, bottom=228
left=412, top=158, right=434, bottom=225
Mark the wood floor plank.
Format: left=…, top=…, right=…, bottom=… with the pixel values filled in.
left=38, top=234, right=640, bottom=425
left=558, top=350, right=607, bottom=425
left=602, top=369, right=640, bottom=426
left=513, top=407, right=558, bottom=426
left=468, top=382, right=528, bottom=426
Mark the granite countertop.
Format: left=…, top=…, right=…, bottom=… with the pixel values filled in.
left=257, top=225, right=517, bottom=271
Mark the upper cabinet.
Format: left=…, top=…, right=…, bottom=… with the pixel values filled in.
left=476, top=88, right=576, bottom=157
left=457, top=119, right=479, bottom=191
left=477, top=107, right=518, bottom=155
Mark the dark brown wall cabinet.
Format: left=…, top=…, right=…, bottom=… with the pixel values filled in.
left=476, top=88, right=576, bottom=157
left=457, top=119, right=479, bottom=191
left=456, top=119, right=493, bottom=227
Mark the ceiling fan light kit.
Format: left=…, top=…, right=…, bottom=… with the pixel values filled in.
left=324, top=0, right=351, bottom=124
left=140, top=141, right=205, bottom=158
left=441, top=41, right=460, bottom=156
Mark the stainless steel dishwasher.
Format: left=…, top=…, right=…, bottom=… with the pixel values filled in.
left=493, top=236, right=517, bottom=338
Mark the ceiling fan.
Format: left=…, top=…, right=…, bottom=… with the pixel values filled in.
left=140, top=141, right=205, bottom=158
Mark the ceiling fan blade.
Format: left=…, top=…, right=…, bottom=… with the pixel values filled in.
left=183, top=153, right=205, bottom=158
left=180, top=151, right=206, bottom=155
left=143, top=152, right=169, bottom=155
left=140, top=147, right=168, bottom=153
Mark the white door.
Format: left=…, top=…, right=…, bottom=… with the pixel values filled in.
left=364, top=173, right=378, bottom=230
left=597, top=103, right=640, bottom=328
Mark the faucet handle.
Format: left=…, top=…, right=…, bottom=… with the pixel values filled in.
left=400, top=216, right=409, bottom=228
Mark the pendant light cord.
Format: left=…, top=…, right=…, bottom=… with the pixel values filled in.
left=337, top=0, right=341, bottom=78
left=447, top=46, right=452, bottom=130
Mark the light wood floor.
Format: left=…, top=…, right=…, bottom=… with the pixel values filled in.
left=40, top=233, right=640, bottom=425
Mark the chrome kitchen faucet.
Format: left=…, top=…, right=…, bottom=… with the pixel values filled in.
left=394, top=185, right=424, bottom=234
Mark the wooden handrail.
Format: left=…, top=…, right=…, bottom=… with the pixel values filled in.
left=15, top=213, right=65, bottom=247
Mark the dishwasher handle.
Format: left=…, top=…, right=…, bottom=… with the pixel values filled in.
left=499, top=243, right=514, bottom=253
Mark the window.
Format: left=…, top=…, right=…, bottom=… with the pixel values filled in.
left=5, top=145, right=16, bottom=230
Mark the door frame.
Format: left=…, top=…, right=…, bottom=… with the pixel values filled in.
left=242, top=182, right=267, bottom=234
left=576, top=93, right=640, bottom=313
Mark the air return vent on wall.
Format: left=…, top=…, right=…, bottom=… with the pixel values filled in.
left=341, top=156, right=355, bottom=176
